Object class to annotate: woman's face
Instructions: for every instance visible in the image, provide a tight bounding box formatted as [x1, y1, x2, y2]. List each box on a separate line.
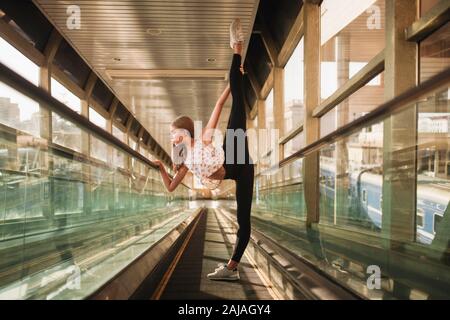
[170, 125, 189, 145]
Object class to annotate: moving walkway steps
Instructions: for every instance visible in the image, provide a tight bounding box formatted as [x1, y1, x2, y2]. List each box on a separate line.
[146, 209, 277, 300]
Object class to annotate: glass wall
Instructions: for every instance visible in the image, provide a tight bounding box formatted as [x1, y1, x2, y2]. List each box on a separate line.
[0, 42, 190, 299]
[283, 38, 305, 158]
[320, 0, 385, 100]
[284, 38, 304, 133]
[320, 71, 385, 137]
[416, 23, 450, 245]
[419, 22, 450, 82]
[51, 78, 81, 113]
[0, 83, 40, 137]
[0, 37, 39, 86]
[254, 83, 450, 299]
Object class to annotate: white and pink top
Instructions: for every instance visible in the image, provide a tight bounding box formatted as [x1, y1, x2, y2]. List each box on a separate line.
[184, 139, 225, 189]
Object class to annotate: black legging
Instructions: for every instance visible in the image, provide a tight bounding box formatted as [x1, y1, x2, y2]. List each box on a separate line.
[222, 54, 254, 263]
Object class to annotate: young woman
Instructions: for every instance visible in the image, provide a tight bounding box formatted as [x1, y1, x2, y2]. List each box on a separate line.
[153, 19, 253, 281]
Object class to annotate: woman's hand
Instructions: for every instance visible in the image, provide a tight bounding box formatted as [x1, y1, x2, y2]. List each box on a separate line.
[153, 160, 164, 170]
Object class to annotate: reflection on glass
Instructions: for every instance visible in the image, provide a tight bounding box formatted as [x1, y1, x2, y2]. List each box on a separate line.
[51, 78, 81, 113]
[420, 22, 450, 82]
[0, 122, 189, 299]
[254, 158, 305, 220]
[0, 37, 39, 86]
[254, 83, 450, 299]
[0, 82, 40, 136]
[113, 148, 126, 169]
[319, 119, 383, 229]
[91, 135, 109, 162]
[417, 87, 450, 245]
[320, 72, 385, 137]
[52, 112, 82, 152]
[320, 0, 385, 99]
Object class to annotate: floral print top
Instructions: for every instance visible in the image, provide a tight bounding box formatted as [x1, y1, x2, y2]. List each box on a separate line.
[184, 139, 225, 189]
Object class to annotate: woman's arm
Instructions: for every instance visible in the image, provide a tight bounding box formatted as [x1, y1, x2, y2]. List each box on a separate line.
[202, 84, 230, 143]
[154, 160, 188, 192]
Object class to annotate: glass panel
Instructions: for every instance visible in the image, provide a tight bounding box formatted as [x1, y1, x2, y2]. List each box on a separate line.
[320, 0, 385, 100]
[51, 78, 81, 113]
[52, 112, 82, 152]
[320, 71, 385, 137]
[416, 87, 449, 245]
[0, 82, 40, 136]
[252, 81, 450, 299]
[284, 38, 304, 132]
[0, 41, 190, 300]
[284, 131, 304, 158]
[90, 135, 109, 162]
[0, 37, 39, 86]
[89, 107, 107, 130]
[113, 147, 126, 169]
[0, 121, 190, 300]
[112, 124, 126, 142]
[420, 22, 450, 82]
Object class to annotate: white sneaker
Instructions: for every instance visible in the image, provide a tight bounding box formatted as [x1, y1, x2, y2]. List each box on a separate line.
[217, 262, 227, 268]
[229, 18, 244, 49]
[207, 264, 240, 281]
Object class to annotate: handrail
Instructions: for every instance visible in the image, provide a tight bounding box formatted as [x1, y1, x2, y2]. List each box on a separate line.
[269, 67, 450, 171]
[0, 62, 159, 171]
[406, 0, 450, 42]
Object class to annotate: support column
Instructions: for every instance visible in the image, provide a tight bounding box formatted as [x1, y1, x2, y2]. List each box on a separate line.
[382, 0, 418, 300]
[382, 0, 418, 243]
[303, 0, 321, 226]
[39, 28, 61, 220]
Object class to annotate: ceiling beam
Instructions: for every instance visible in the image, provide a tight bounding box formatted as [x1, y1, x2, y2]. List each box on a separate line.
[84, 72, 98, 101]
[254, 17, 279, 67]
[43, 28, 62, 64]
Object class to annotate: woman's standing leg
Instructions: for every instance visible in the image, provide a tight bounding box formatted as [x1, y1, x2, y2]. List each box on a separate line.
[230, 163, 254, 263]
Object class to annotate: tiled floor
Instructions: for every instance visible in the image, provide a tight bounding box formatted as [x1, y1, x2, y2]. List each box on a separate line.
[160, 210, 274, 300]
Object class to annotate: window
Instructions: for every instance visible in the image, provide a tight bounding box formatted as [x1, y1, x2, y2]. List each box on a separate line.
[284, 131, 304, 158]
[52, 113, 82, 152]
[0, 37, 39, 86]
[434, 214, 443, 234]
[284, 38, 304, 133]
[89, 107, 107, 130]
[419, 22, 450, 83]
[90, 136, 109, 162]
[0, 82, 40, 136]
[51, 78, 81, 113]
[417, 208, 425, 228]
[320, 0, 385, 100]
[362, 189, 367, 203]
[320, 72, 385, 137]
[113, 125, 126, 143]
